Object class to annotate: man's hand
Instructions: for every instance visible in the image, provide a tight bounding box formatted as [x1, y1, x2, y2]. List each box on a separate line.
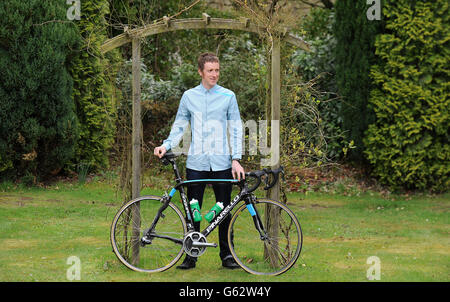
[232, 160, 245, 181]
[154, 146, 167, 158]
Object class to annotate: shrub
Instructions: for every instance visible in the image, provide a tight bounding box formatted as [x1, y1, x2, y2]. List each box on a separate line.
[364, 0, 449, 191]
[70, 0, 117, 171]
[333, 0, 382, 161]
[293, 8, 348, 160]
[0, 0, 79, 181]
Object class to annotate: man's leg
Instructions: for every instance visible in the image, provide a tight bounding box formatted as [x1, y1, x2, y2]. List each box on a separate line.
[176, 168, 207, 269]
[186, 168, 208, 232]
[211, 169, 240, 269]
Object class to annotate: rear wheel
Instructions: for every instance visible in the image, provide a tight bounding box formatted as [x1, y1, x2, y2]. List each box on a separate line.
[228, 198, 302, 275]
[110, 195, 187, 273]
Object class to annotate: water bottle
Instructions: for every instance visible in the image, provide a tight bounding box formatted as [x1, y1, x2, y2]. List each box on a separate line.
[190, 199, 202, 222]
[205, 202, 224, 223]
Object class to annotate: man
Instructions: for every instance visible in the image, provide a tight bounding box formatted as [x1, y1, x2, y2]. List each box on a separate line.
[154, 52, 245, 270]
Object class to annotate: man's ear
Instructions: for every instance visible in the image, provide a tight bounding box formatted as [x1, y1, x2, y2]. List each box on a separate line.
[198, 68, 203, 77]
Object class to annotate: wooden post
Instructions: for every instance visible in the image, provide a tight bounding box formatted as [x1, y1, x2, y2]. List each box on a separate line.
[131, 37, 141, 266]
[270, 38, 281, 180]
[265, 37, 281, 268]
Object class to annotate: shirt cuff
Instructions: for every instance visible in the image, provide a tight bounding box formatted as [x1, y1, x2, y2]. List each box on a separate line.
[162, 142, 171, 151]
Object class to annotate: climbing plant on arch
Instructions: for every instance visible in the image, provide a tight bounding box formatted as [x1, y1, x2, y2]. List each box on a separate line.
[101, 13, 309, 265]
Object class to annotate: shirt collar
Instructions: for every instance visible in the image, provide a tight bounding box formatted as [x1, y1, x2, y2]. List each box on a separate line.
[199, 82, 218, 93]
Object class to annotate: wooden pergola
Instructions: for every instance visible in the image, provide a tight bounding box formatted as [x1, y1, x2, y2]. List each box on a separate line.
[101, 13, 309, 199]
[101, 13, 309, 264]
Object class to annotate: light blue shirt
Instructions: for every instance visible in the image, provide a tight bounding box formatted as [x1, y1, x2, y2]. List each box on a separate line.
[162, 83, 243, 171]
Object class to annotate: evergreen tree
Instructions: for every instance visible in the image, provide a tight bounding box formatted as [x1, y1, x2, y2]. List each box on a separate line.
[333, 0, 382, 161]
[364, 0, 449, 191]
[70, 0, 117, 171]
[0, 0, 79, 182]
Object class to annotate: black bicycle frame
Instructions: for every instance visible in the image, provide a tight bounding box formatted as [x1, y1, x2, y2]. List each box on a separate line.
[173, 179, 247, 237]
[145, 160, 267, 244]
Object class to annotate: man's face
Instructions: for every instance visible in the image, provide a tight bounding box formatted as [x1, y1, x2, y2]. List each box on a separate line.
[199, 61, 220, 89]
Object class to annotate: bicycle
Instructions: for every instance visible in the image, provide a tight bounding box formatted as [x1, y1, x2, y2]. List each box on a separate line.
[110, 151, 302, 276]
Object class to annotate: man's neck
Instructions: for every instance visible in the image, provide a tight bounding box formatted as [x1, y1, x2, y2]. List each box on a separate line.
[201, 81, 215, 91]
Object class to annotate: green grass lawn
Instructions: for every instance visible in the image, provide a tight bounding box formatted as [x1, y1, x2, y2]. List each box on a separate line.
[0, 178, 448, 282]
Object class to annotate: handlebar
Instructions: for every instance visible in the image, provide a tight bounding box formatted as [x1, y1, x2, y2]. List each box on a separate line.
[245, 166, 285, 193]
[159, 150, 177, 166]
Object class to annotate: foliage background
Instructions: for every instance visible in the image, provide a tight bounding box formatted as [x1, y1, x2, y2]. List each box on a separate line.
[0, 0, 80, 184]
[333, 0, 382, 162]
[0, 0, 448, 193]
[70, 0, 118, 173]
[364, 0, 450, 192]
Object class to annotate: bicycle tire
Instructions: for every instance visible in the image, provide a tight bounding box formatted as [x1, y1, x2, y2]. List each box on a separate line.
[228, 198, 302, 276]
[110, 195, 187, 273]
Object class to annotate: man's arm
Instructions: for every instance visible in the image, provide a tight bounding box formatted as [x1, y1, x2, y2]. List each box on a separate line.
[227, 94, 242, 160]
[154, 93, 190, 158]
[228, 94, 245, 180]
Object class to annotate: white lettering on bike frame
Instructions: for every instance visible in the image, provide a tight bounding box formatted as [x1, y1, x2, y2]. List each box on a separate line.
[204, 193, 242, 235]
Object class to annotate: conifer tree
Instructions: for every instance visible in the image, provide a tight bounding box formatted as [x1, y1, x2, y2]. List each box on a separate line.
[364, 0, 449, 191]
[70, 0, 117, 171]
[333, 0, 382, 161]
[0, 0, 79, 182]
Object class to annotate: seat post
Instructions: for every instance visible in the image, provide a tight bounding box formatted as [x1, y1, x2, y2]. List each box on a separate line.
[172, 161, 182, 183]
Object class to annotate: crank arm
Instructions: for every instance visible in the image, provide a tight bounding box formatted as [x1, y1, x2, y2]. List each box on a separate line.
[192, 242, 218, 248]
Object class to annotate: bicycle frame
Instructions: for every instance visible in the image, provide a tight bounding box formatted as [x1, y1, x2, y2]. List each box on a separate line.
[147, 159, 265, 243]
[173, 179, 253, 237]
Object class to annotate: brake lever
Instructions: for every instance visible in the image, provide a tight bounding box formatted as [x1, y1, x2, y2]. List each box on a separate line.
[262, 168, 273, 190]
[260, 168, 268, 190]
[263, 173, 270, 189]
[263, 166, 285, 190]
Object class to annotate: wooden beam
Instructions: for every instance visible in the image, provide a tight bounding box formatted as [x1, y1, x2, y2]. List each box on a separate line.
[131, 37, 142, 266]
[270, 37, 281, 194]
[202, 13, 211, 25]
[239, 17, 250, 28]
[284, 32, 310, 50]
[100, 18, 310, 53]
[131, 37, 142, 200]
[265, 37, 281, 267]
[163, 16, 171, 28]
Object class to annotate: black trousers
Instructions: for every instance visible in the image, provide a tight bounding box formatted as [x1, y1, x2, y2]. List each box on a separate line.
[186, 167, 233, 260]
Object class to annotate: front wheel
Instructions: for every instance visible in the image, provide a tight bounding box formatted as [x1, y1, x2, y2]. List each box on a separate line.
[228, 199, 302, 276]
[110, 195, 187, 273]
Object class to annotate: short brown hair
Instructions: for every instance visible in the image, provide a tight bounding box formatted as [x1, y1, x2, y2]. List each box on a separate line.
[197, 52, 219, 71]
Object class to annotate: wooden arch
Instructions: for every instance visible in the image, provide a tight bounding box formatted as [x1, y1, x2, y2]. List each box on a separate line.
[101, 13, 309, 265]
[100, 14, 309, 53]
[100, 13, 309, 203]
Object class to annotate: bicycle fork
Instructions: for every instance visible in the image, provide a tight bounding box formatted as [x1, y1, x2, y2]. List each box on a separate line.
[245, 196, 268, 241]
